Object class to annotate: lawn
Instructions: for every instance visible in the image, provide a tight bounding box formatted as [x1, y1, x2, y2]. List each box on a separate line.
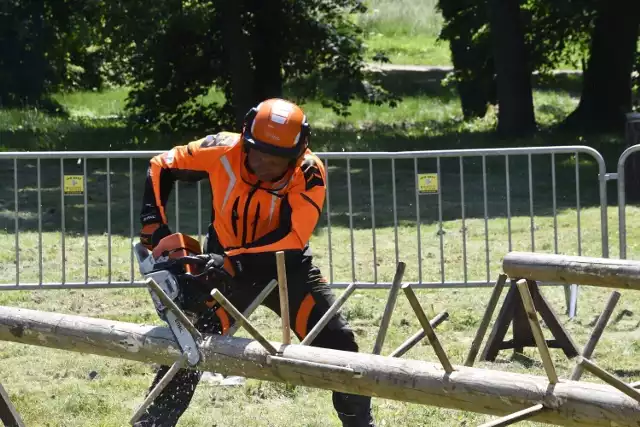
[358, 0, 585, 69]
[1, 92, 639, 425]
[2, 204, 640, 426]
[358, 0, 451, 66]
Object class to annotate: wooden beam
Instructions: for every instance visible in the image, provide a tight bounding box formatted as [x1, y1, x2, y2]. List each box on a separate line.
[402, 284, 454, 373]
[275, 251, 291, 345]
[465, 274, 507, 366]
[210, 289, 278, 354]
[373, 262, 405, 355]
[227, 279, 278, 337]
[130, 353, 188, 425]
[0, 383, 25, 427]
[570, 291, 621, 381]
[301, 283, 357, 346]
[577, 357, 640, 404]
[503, 252, 640, 290]
[516, 280, 558, 384]
[477, 404, 545, 427]
[389, 311, 449, 358]
[1, 306, 640, 427]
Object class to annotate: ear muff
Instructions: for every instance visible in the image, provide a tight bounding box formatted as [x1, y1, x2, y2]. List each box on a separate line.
[242, 107, 259, 133]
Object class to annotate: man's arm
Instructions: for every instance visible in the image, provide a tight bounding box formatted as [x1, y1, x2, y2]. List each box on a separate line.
[140, 135, 226, 248]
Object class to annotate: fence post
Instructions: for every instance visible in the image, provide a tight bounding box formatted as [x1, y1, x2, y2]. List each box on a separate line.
[623, 113, 640, 203]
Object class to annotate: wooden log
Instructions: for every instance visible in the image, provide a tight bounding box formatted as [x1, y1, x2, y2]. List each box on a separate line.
[503, 252, 640, 290]
[1, 306, 640, 427]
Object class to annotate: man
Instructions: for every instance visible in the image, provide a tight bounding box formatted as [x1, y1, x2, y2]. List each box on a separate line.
[136, 98, 376, 427]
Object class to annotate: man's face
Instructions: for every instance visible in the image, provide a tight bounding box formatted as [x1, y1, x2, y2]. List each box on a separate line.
[247, 149, 291, 182]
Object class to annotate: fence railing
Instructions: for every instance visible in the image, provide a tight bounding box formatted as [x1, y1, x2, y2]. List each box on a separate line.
[0, 145, 616, 290]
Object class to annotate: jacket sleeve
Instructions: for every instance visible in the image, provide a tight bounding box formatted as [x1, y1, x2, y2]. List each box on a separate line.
[226, 154, 326, 256]
[140, 135, 221, 226]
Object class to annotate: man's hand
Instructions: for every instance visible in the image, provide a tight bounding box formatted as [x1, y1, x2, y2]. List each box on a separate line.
[140, 223, 172, 250]
[195, 253, 230, 279]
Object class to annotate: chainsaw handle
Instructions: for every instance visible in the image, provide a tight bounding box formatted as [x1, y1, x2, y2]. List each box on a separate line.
[150, 255, 231, 283]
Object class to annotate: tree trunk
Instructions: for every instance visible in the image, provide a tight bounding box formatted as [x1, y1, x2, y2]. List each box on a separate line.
[563, 0, 640, 132]
[450, 41, 496, 120]
[438, 0, 496, 119]
[487, 0, 536, 137]
[250, 0, 284, 101]
[218, 0, 255, 129]
[0, 0, 48, 106]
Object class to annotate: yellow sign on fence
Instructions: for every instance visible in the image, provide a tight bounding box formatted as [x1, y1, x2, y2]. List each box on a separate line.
[418, 173, 439, 194]
[64, 175, 84, 195]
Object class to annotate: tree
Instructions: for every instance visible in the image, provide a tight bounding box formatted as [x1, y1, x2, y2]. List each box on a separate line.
[437, 0, 496, 120]
[0, 0, 52, 106]
[218, 0, 255, 128]
[0, 0, 126, 107]
[107, 0, 398, 133]
[437, 0, 599, 134]
[488, 0, 536, 137]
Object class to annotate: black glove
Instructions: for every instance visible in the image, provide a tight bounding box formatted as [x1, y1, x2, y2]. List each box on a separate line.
[195, 253, 232, 281]
[180, 253, 233, 314]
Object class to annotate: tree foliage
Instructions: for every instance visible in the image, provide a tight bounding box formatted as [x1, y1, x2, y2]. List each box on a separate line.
[102, 0, 399, 132]
[0, 0, 127, 108]
[0, 0, 397, 130]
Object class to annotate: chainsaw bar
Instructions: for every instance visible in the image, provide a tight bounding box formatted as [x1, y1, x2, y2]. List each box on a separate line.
[145, 277, 203, 366]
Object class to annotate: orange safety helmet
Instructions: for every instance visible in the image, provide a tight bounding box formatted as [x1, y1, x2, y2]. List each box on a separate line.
[241, 98, 311, 161]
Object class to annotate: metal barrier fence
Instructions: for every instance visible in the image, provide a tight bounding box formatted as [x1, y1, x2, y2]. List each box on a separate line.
[618, 144, 640, 259]
[0, 145, 609, 290]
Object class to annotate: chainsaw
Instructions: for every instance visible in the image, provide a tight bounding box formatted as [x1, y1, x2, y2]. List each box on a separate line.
[130, 233, 229, 425]
[133, 232, 229, 366]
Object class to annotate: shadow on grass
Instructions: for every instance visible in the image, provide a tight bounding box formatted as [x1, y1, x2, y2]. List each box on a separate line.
[0, 115, 626, 240]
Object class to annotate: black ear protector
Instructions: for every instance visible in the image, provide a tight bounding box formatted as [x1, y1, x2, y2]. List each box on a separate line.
[242, 105, 311, 160]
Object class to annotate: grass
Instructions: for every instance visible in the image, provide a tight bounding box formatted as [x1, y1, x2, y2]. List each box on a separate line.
[2, 205, 640, 426]
[0, 79, 605, 155]
[357, 0, 444, 38]
[357, 0, 451, 65]
[357, 0, 586, 70]
[0, 88, 637, 425]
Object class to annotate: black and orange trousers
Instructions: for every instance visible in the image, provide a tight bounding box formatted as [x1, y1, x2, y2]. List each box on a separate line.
[134, 261, 375, 427]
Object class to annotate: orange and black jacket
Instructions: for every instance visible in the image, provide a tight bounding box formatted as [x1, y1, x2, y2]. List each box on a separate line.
[140, 132, 326, 281]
